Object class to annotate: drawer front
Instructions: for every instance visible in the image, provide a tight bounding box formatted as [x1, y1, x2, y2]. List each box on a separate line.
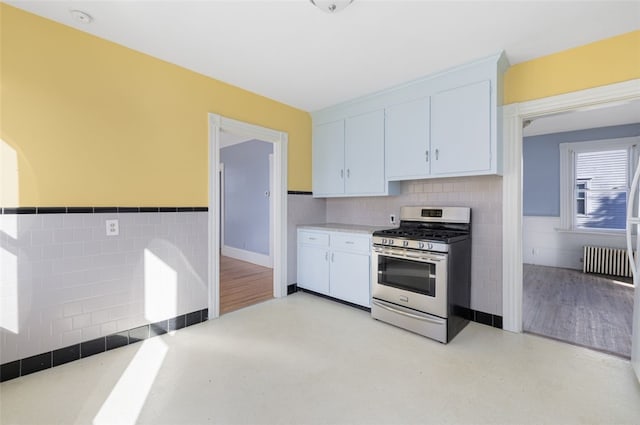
[331, 233, 370, 253]
[298, 230, 329, 247]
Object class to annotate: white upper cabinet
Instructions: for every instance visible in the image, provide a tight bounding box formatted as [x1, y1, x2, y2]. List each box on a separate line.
[385, 97, 430, 180]
[313, 109, 397, 197]
[345, 110, 385, 194]
[312, 120, 345, 196]
[311, 52, 508, 195]
[431, 80, 491, 175]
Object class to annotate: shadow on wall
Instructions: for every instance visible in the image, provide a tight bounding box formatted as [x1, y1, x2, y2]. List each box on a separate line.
[577, 191, 627, 230]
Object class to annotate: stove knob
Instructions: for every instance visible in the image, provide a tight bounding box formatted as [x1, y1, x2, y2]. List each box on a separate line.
[382, 238, 387, 244]
[418, 242, 425, 249]
[389, 239, 394, 245]
[427, 243, 433, 250]
[403, 241, 409, 247]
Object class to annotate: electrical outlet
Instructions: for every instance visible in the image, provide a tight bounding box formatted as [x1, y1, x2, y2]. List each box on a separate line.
[106, 219, 119, 236]
[389, 214, 396, 225]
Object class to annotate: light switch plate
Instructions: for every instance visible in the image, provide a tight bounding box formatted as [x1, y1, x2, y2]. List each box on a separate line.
[106, 219, 119, 236]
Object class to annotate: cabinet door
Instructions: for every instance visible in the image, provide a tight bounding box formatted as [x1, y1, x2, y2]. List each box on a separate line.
[297, 244, 330, 295]
[330, 250, 371, 307]
[344, 110, 385, 195]
[385, 98, 430, 180]
[430, 80, 491, 175]
[312, 120, 345, 196]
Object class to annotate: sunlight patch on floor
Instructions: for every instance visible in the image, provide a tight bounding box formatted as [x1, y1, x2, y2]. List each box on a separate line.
[92, 337, 168, 425]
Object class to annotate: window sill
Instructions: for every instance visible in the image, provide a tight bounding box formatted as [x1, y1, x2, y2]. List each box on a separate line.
[555, 228, 630, 237]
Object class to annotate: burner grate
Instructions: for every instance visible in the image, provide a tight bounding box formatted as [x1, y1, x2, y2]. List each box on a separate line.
[373, 222, 470, 243]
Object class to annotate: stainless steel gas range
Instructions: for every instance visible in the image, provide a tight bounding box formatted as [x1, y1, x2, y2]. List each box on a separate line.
[371, 206, 471, 343]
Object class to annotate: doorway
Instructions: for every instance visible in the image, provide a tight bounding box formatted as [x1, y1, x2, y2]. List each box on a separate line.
[520, 104, 639, 358]
[208, 114, 288, 319]
[219, 137, 274, 314]
[502, 79, 640, 378]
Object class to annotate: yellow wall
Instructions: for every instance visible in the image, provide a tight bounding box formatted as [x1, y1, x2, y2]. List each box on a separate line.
[504, 30, 640, 104]
[0, 4, 312, 207]
[4, 4, 638, 207]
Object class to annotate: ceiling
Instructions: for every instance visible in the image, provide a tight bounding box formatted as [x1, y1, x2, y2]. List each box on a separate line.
[5, 0, 640, 113]
[523, 99, 640, 137]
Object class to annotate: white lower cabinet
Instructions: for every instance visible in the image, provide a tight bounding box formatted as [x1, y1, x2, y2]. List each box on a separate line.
[297, 244, 330, 295]
[297, 229, 371, 307]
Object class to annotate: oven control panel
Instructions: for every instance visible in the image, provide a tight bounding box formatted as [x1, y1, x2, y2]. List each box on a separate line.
[373, 236, 447, 253]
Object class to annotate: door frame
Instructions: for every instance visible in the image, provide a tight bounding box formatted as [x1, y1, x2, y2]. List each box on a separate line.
[208, 114, 288, 319]
[502, 78, 640, 332]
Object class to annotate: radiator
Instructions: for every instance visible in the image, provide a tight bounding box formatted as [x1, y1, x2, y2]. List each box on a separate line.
[582, 245, 634, 278]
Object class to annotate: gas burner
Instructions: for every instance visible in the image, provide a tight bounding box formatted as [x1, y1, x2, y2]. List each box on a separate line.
[372, 206, 471, 250]
[374, 226, 469, 244]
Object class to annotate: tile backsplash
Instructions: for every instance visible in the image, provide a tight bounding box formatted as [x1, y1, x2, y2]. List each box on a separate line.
[325, 175, 503, 315]
[0, 210, 208, 364]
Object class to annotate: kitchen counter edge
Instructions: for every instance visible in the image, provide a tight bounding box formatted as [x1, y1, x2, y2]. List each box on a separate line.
[297, 223, 392, 235]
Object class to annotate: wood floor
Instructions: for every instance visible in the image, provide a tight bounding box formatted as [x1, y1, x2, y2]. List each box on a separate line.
[523, 264, 634, 358]
[219, 255, 273, 315]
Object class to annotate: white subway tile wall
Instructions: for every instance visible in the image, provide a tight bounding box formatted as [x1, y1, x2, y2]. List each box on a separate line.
[325, 175, 503, 315]
[0, 212, 208, 364]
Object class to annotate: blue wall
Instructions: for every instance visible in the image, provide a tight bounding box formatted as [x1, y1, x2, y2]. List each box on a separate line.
[523, 123, 640, 216]
[221, 140, 273, 255]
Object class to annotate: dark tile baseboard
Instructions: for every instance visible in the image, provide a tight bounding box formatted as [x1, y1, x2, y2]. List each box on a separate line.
[456, 306, 503, 329]
[0, 308, 208, 383]
[1, 206, 208, 215]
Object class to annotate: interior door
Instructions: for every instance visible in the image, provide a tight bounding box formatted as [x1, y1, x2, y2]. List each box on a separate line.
[625, 161, 640, 382]
[632, 265, 640, 380]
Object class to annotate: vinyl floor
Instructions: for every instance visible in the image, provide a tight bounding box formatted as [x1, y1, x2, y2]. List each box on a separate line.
[523, 263, 635, 358]
[2, 292, 639, 425]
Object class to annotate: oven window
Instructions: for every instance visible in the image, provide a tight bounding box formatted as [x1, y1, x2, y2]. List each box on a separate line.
[377, 255, 436, 297]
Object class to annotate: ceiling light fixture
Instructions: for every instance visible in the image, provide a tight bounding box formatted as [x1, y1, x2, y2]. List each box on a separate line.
[310, 0, 354, 14]
[70, 9, 93, 24]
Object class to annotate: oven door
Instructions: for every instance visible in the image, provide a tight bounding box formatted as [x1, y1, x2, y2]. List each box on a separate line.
[372, 246, 448, 318]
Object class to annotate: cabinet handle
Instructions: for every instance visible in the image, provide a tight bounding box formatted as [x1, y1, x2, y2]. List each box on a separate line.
[325, 252, 329, 261]
[309, 237, 317, 240]
[345, 241, 354, 244]
[331, 253, 335, 262]
[347, 169, 351, 178]
[340, 169, 344, 179]
[435, 149, 439, 160]
[425, 150, 429, 162]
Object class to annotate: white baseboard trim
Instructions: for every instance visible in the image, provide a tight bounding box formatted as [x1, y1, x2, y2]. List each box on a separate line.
[222, 245, 272, 268]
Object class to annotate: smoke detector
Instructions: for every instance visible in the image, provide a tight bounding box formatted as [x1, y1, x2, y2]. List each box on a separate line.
[310, 0, 354, 14]
[70, 9, 93, 24]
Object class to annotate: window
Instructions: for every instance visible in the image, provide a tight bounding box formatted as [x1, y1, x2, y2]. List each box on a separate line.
[575, 179, 589, 216]
[560, 137, 639, 232]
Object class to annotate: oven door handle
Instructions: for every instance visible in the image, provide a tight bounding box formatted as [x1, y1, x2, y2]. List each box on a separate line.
[372, 300, 445, 325]
[404, 253, 441, 262]
[374, 249, 443, 263]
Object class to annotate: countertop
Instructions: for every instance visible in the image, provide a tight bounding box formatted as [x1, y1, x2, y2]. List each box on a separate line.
[297, 222, 393, 235]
